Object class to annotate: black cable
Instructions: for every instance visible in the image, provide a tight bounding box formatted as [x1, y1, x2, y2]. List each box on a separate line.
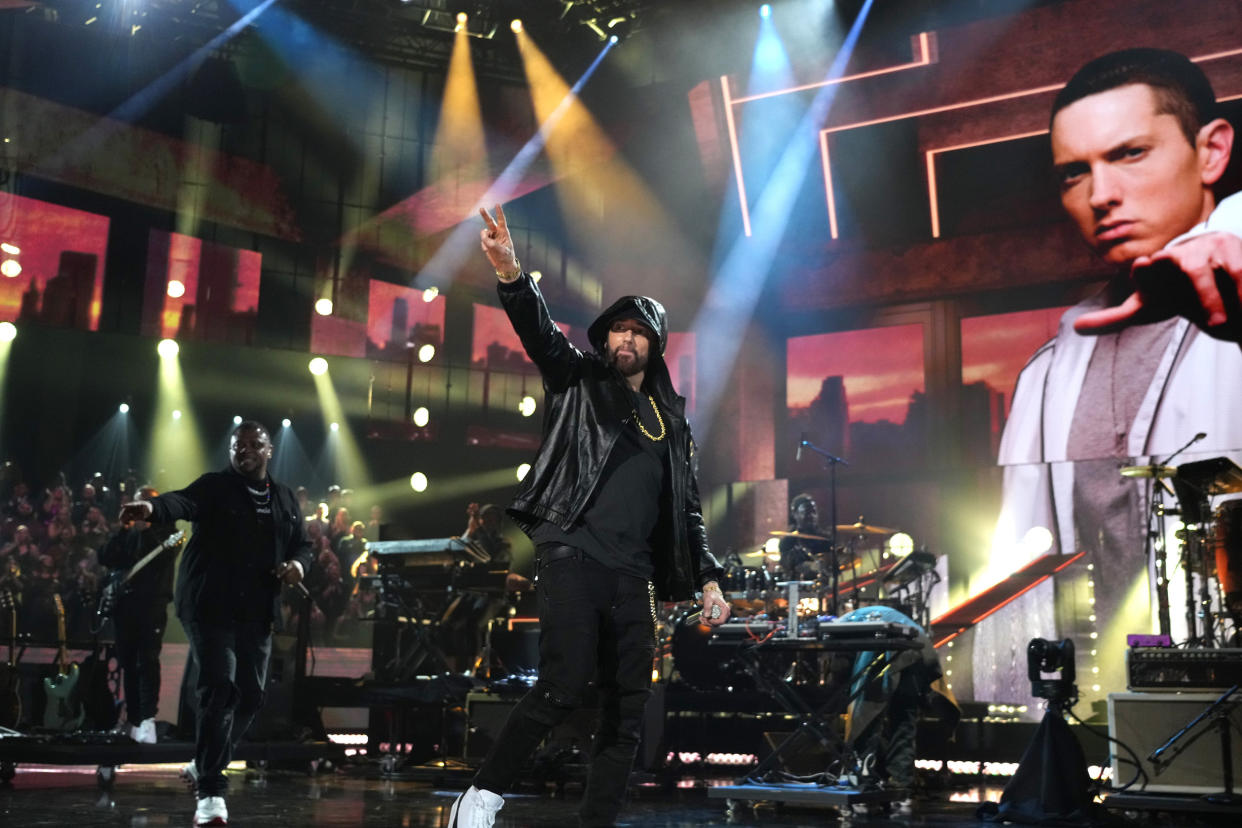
[1064, 705, 1148, 793]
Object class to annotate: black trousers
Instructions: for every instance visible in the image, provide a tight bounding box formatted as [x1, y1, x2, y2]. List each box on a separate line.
[474, 549, 655, 827]
[184, 619, 272, 798]
[113, 600, 168, 723]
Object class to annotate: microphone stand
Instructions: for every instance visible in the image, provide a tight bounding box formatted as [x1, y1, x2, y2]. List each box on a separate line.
[799, 439, 849, 616]
[1142, 432, 1205, 641]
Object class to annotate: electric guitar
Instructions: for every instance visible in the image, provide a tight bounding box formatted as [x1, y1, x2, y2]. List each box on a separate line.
[0, 586, 19, 729]
[43, 593, 85, 731]
[96, 530, 185, 622]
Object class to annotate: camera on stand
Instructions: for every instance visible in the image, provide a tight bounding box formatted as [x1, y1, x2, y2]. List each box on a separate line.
[1028, 638, 1078, 712]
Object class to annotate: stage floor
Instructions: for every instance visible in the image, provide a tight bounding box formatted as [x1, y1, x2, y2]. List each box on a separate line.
[2, 763, 1238, 826]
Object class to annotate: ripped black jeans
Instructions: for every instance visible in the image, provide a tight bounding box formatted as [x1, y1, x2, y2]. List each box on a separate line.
[473, 547, 655, 827]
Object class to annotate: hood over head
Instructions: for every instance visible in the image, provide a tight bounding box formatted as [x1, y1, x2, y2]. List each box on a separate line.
[587, 295, 668, 357]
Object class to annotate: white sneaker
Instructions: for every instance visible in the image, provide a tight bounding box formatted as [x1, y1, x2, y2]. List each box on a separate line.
[448, 785, 504, 827]
[194, 795, 228, 826]
[132, 717, 157, 744]
[180, 761, 199, 792]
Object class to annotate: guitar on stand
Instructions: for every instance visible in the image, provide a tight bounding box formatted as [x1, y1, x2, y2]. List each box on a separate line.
[42, 593, 85, 731]
[0, 585, 19, 730]
[94, 530, 184, 628]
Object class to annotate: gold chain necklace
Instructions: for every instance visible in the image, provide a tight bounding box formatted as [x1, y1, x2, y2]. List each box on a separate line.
[633, 394, 666, 442]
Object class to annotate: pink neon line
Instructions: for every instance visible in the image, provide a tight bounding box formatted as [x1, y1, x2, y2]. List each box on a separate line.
[926, 128, 1048, 238]
[733, 32, 931, 105]
[721, 75, 752, 237]
[821, 133, 838, 239]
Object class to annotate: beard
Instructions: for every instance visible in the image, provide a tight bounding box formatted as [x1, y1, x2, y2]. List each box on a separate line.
[607, 345, 649, 377]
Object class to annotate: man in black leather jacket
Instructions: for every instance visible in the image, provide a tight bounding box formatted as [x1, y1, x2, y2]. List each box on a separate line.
[449, 205, 731, 828]
[121, 420, 311, 827]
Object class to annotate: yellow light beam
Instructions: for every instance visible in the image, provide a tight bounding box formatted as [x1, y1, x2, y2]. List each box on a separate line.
[431, 27, 487, 187]
[514, 31, 702, 297]
[311, 369, 370, 489]
[146, 349, 209, 491]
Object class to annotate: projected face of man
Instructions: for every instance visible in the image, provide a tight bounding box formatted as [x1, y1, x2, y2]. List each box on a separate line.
[1051, 83, 1217, 265]
[230, 425, 273, 482]
[606, 317, 653, 381]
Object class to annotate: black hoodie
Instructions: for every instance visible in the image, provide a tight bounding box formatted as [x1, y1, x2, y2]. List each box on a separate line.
[496, 274, 722, 600]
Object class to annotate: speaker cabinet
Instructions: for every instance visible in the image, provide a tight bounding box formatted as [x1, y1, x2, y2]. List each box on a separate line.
[1108, 691, 1242, 794]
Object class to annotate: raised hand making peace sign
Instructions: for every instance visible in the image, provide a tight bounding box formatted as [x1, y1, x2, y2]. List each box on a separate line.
[479, 203, 522, 280]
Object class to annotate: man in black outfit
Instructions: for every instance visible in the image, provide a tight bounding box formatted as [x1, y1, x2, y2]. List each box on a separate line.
[120, 421, 311, 827]
[778, 493, 832, 580]
[98, 485, 179, 744]
[448, 205, 732, 828]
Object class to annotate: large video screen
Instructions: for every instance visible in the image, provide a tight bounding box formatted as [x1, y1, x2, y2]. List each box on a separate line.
[142, 230, 261, 343]
[0, 192, 108, 331]
[367, 281, 446, 360]
[960, 306, 1069, 463]
[786, 323, 926, 474]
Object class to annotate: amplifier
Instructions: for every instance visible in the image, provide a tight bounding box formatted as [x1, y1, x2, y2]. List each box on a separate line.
[1108, 691, 1242, 794]
[1127, 647, 1242, 691]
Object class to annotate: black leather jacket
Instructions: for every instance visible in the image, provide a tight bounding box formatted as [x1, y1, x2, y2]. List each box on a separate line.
[498, 273, 723, 601]
[149, 468, 312, 628]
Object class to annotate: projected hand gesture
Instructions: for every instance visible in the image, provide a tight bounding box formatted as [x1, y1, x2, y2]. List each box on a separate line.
[1074, 231, 1242, 342]
[479, 203, 521, 277]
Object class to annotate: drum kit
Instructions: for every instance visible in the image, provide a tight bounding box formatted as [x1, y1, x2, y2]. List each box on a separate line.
[668, 518, 940, 691]
[1126, 454, 1242, 645]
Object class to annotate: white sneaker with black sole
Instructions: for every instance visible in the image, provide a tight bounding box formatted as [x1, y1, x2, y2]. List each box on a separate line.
[448, 785, 504, 827]
[194, 795, 228, 826]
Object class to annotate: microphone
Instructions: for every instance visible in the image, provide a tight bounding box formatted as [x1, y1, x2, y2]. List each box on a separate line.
[796, 432, 806, 462]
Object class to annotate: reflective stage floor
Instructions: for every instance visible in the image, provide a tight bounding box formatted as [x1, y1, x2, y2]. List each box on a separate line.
[4, 763, 1242, 827]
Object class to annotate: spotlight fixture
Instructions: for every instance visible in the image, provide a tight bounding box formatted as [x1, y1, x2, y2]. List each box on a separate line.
[157, 338, 179, 358]
[422, 286, 439, 303]
[330, 422, 340, 432]
[519, 395, 537, 417]
[0, 242, 19, 255]
[172, 409, 182, 420]
[314, 298, 334, 316]
[413, 406, 430, 427]
[167, 280, 186, 298]
[0, 259, 22, 278]
[516, 463, 531, 482]
[510, 18, 522, 33]
[888, 532, 914, 557]
[760, 3, 771, 18]
[529, 270, 542, 283]
[233, 415, 243, 425]
[0, 321, 15, 342]
[282, 418, 292, 428]
[456, 11, 467, 31]
[119, 403, 130, 414]
[417, 344, 435, 363]
[409, 472, 428, 492]
[308, 357, 329, 376]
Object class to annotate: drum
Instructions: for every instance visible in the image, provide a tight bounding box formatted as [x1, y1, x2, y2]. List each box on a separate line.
[1214, 500, 1242, 620]
[721, 565, 776, 612]
[670, 611, 752, 691]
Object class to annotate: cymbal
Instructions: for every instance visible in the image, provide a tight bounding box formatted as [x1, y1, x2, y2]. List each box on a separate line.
[742, 548, 781, 560]
[1120, 464, 1178, 479]
[836, 521, 898, 536]
[769, 530, 833, 543]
